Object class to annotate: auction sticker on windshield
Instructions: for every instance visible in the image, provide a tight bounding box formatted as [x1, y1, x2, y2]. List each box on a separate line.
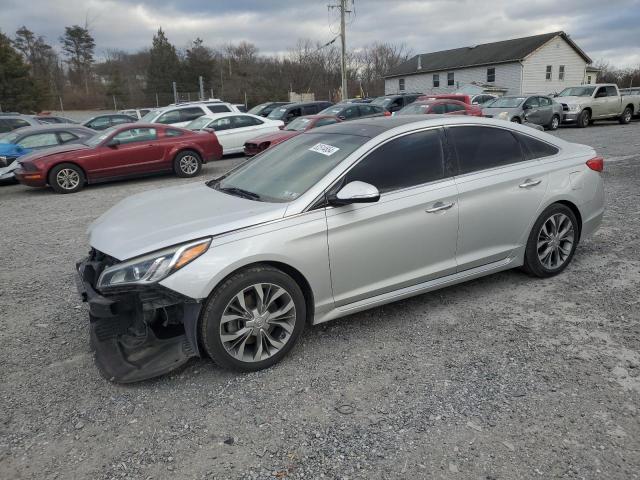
[309, 143, 340, 156]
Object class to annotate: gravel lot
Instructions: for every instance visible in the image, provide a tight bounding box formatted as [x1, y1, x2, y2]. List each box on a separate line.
[1, 121, 639, 479]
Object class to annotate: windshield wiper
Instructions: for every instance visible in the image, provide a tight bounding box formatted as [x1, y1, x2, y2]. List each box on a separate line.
[218, 186, 261, 200]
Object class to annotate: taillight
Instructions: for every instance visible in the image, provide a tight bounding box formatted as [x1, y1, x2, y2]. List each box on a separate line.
[586, 157, 604, 172]
[383, 111, 391, 117]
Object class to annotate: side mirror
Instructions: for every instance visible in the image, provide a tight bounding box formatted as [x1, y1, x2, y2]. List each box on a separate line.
[106, 138, 120, 147]
[329, 181, 380, 206]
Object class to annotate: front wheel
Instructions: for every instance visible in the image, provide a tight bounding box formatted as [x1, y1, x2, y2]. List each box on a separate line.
[577, 109, 590, 128]
[522, 204, 579, 278]
[173, 150, 202, 178]
[548, 114, 560, 131]
[619, 107, 632, 124]
[200, 266, 306, 371]
[49, 163, 85, 194]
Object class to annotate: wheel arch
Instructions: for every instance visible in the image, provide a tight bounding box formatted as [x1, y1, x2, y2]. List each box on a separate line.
[170, 145, 204, 162]
[555, 199, 583, 240]
[624, 103, 634, 113]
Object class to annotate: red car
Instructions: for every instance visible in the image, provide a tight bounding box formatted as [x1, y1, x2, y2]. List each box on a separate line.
[243, 115, 341, 156]
[417, 93, 472, 104]
[396, 99, 483, 117]
[14, 123, 222, 193]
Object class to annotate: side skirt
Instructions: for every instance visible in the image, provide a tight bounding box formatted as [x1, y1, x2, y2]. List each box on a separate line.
[313, 257, 517, 325]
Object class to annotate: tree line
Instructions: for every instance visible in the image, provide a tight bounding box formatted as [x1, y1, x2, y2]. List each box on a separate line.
[0, 24, 413, 112]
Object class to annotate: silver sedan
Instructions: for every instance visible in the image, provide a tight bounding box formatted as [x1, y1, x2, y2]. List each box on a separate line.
[482, 95, 564, 130]
[76, 116, 605, 382]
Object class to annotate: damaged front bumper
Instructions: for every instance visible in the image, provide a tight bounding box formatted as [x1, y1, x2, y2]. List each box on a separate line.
[76, 251, 202, 383]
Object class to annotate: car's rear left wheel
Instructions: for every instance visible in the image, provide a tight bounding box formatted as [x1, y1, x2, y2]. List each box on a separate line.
[548, 114, 560, 130]
[49, 163, 85, 194]
[174, 150, 202, 178]
[200, 266, 306, 371]
[523, 204, 579, 278]
[619, 107, 632, 124]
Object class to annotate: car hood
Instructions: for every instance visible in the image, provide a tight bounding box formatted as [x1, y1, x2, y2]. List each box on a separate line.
[248, 130, 300, 144]
[88, 182, 288, 260]
[554, 96, 584, 105]
[0, 143, 29, 158]
[19, 143, 90, 163]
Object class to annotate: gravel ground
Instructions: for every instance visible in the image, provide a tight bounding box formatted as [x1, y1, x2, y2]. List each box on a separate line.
[1, 121, 639, 480]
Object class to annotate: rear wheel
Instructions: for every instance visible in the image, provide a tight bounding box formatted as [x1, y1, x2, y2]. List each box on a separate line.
[200, 266, 306, 371]
[619, 107, 632, 124]
[173, 150, 202, 178]
[523, 204, 579, 278]
[548, 114, 560, 130]
[49, 163, 85, 194]
[577, 109, 590, 128]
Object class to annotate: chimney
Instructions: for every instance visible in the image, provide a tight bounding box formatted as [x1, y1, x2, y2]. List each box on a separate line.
[417, 55, 422, 70]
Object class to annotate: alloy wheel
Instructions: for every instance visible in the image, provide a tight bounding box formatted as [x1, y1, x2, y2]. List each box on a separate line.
[537, 213, 575, 270]
[56, 168, 80, 190]
[551, 116, 559, 130]
[219, 283, 296, 362]
[179, 155, 199, 175]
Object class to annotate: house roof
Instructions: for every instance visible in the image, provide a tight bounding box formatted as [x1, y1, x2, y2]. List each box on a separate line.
[385, 31, 592, 78]
[585, 65, 600, 72]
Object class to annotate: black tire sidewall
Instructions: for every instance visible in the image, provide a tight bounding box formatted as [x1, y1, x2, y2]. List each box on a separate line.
[173, 150, 202, 178]
[578, 110, 590, 128]
[200, 266, 306, 371]
[524, 204, 579, 277]
[549, 115, 560, 130]
[620, 108, 632, 124]
[49, 163, 85, 194]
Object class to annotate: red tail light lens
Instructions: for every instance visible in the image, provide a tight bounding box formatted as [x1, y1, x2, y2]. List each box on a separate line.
[586, 157, 604, 172]
[383, 111, 391, 117]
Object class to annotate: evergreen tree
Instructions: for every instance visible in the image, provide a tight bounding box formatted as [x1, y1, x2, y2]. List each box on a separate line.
[0, 31, 41, 112]
[59, 25, 95, 93]
[146, 27, 180, 95]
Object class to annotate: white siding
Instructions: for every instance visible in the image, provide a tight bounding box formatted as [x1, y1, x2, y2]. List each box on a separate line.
[521, 35, 587, 94]
[385, 62, 522, 95]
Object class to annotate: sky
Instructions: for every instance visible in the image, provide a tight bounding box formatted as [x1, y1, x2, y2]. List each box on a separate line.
[1, 0, 639, 68]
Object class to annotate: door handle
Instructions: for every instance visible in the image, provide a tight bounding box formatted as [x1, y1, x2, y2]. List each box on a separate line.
[426, 201, 454, 213]
[519, 179, 542, 188]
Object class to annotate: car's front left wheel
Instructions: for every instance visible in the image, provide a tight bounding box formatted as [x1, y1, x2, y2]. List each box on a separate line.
[174, 150, 202, 178]
[49, 163, 85, 194]
[200, 266, 306, 371]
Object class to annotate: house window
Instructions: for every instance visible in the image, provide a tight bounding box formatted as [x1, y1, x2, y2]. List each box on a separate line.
[433, 74, 439, 87]
[587, 75, 592, 84]
[559, 65, 565, 81]
[545, 65, 552, 81]
[399, 78, 405, 91]
[487, 67, 495, 83]
[447, 72, 454, 86]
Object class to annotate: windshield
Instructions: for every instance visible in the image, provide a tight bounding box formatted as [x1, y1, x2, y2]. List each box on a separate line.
[286, 117, 312, 131]
[267, 107, 288, 120]
[186, 117, 211, 130]
[248, 103, 269, 115]
[397, 103, 429, 115]
[211, 132, 369, 202]
[558, 86, 596, 97]
[140, 109, 160, 122]
[485, 97, 525, 108]
[0, 131, 20, 144]
[83, 128, 114, 147]
[371, 97, 392, 107]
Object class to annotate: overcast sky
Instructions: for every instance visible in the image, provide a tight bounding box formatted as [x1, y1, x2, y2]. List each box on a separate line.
[2, 0, 639, 68]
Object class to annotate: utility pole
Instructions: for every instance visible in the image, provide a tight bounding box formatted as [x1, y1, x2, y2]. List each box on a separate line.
[329, 0, 351, 101]
[199, 76, 205, 100]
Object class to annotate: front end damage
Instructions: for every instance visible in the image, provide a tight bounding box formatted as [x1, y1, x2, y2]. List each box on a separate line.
[76, 249, 202, 383]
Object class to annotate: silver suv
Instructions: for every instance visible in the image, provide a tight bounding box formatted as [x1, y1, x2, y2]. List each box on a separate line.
[76, 116, 605, 382]
[140, 102, 240, 127]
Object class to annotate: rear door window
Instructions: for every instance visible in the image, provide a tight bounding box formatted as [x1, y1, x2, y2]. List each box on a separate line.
[58, 131, 79, 143]
[207, 104, 232, 113]
[448, 126, 524, 174]
[17, 132, 60, 148]
[302, 105, 318, 115]
[180, 107, 205, 122]
[344, 129, 445, 193]
[156, 110, 181, 124]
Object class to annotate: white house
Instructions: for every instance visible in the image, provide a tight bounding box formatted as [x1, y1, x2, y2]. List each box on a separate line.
[384, 32, 592, 96]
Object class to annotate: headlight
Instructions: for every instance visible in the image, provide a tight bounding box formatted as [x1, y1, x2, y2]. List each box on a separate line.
[97, 238, 211, 289]
[568, 104, 581, 112]
[497, 111, 510, 120]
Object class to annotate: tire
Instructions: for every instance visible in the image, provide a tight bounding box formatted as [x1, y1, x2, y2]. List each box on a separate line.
[173, 150, 202, 178]
[548, 114, 560, 131]
[619, 107, 632, 124]
[48, 163, 85, 194]
[522, 204, 579, 278]
[200, 265, 306, 372]
[577, 109, 590, 128]
[510, 117, 521, 124]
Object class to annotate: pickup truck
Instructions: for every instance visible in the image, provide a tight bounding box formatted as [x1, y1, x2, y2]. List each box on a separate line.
[555, 83, 640, 127]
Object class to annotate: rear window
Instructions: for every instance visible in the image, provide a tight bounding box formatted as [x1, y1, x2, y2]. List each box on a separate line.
[448, 126, 524, 174]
